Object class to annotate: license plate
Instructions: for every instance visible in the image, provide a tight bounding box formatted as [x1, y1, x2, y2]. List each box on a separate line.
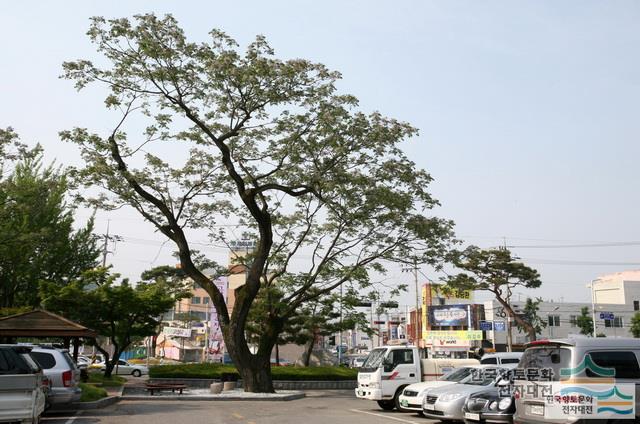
[425, 404, 436, 411]
[464, 412, 480, 421]
[400, 399, 408, 407]
[529, 404, 544, 416]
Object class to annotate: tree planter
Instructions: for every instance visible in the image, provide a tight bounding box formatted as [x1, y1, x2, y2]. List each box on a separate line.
[210, 382, 223, 394]
[223, 381, 236, 391]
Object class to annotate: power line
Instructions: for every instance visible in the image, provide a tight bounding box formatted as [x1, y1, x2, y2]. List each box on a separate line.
[509, 241, 640, 249]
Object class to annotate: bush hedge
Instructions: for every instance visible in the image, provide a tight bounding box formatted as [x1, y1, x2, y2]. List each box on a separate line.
[149, 364, 358, 381]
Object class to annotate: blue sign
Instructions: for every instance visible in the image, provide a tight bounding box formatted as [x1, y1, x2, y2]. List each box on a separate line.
[600, 312, 614, 320]
[479, 321, 493, 331]
[493, 321, 506, 332]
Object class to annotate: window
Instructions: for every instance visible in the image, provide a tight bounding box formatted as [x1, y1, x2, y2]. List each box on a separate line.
[30, 352, 56, 369]
[569, 315, 577, 327]
[191, 296, 201, 304]
[585, 351, 640, 379]
[480, 357, 498, 364]
[501, 358, 522, 364]
[203, 297, 210, 304]
[548, 315, 560, 327]
[635, 301, 639, 311]
[604, 317, 623, 328]
[390, 349, 413, 366]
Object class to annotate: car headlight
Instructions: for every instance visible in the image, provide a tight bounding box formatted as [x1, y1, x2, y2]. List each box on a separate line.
[489, 401, 498, 410]
[498, 397, 512, 410]
[440, 393, 463, 402]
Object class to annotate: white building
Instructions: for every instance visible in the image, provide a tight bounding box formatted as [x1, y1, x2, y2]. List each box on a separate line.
[484, 270, 640, 349]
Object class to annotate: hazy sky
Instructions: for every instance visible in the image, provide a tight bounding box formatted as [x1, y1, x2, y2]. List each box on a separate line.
[2, 1, 639, 306]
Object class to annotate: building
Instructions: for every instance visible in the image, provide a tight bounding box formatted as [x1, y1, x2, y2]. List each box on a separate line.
[483, 270, 640, 350]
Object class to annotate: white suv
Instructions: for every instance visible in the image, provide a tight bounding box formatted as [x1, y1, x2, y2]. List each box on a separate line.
[29, 346, 80, 405]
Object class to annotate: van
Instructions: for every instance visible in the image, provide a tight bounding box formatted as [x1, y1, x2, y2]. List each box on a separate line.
[480, 352, 523, 365]
[513, 337, 640, 424]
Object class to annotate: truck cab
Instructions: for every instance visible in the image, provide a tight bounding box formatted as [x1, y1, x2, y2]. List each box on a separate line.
[355, 344, 479, 410]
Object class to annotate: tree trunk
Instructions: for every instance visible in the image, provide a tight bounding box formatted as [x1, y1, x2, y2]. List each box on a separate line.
[303, 337, 315, 367]
[275, 344, 280, 366]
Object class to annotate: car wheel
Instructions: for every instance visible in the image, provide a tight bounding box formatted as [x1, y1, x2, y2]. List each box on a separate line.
[132, 369, 142, 377]
[377, 400, 395, 410]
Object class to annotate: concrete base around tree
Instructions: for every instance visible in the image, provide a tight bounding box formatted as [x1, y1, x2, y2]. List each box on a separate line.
[122, 389, 305, 401]
[147, 378, 357, 390]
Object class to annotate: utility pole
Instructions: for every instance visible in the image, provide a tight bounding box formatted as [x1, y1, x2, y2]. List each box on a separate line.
[402, 257, 421, 342]
[101, 220, 122, 267]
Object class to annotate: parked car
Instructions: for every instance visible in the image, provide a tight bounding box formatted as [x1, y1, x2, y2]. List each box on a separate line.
[422, 364, 517, 421]
[99, 359, 148, 376]
[270, 358, 293, 367]
[398, 365, 482, 413]
[29, 346, 81, 405]
[463, 388, 515, 424]
[0, 345, 47, 424]
[514, 337, 640, 424]
[480, 352, 523, 366]
[75, 356, 91, 369]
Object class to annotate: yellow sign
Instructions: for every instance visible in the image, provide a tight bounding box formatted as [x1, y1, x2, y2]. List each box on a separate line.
[423, 330, 483, 341]
[430, 284, 472, 301]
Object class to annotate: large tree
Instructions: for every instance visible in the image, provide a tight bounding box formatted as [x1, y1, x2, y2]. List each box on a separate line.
[41, 268, 189, 377]
[446, 246, 542, 341]
[576, 306, 594, 336]
[515, 297, 547, 337]
[61, 14, 454, 391]
[0, 128, 100, 308]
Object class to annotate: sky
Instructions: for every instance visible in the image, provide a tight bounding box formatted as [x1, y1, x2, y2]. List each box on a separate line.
[1, 1, 639, 306]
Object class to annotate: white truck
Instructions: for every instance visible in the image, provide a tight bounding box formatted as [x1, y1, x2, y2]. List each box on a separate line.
[355, 344, 479, 410]
[0, 345, 47, 424]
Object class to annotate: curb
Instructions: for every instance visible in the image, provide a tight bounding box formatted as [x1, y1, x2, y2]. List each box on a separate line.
[73, 395, 121, 410]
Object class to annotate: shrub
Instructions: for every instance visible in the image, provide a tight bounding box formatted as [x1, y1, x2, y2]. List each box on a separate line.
[79, 383, 108, 402]
[87, 372, 126, 387]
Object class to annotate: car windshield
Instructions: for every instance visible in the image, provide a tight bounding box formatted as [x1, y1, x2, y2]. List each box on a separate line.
[519, 346, 571, 381]
[361, 348, 387, 369]
[442, 367, 474, 382]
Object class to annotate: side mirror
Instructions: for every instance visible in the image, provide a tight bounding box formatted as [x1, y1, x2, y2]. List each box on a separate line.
[496, 379, 510, 387]
[382, 357, 394, 372]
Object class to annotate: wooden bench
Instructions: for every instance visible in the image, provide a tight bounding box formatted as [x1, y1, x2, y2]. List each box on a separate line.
[145, 383, 187, 395]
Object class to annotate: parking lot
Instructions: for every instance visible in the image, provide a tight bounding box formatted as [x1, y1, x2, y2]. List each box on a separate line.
[42, 391, 442, 424]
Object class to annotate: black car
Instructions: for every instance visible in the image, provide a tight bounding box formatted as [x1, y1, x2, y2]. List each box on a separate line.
[463, 388, 515, 424]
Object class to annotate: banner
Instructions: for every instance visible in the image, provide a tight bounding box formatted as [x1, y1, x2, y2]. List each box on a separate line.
[163, 327, 192, 338]
[423, 330, 483, 341]
[421, 284, 429, 340]
[429, 304, 472, 327]
[208, 276, 228, 361]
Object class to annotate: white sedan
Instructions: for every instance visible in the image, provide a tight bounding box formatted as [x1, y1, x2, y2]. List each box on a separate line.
[398, 366, 478, 413]
[99, 360, 149, 377]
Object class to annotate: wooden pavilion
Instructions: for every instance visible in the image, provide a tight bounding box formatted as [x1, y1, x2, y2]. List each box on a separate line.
[0, 309, 96, 360]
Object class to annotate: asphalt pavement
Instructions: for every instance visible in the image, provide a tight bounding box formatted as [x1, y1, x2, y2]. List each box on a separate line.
[42, 391, 441, 424]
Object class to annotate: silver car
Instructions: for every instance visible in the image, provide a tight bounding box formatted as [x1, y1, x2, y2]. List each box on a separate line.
[29, 346, 81, 405]
[423, 364, 516, 421]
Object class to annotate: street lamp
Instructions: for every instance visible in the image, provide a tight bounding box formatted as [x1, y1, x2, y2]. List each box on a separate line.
[587, 279, 600, 337]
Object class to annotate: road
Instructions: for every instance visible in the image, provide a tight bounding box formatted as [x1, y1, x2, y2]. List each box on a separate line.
[42, 391, 441, 424]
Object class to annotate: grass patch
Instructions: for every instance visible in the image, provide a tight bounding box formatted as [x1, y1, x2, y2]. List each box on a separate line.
[79, 383, 108, 402]
[87, 372, 126, 387]
[149, 364, 357, 381]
